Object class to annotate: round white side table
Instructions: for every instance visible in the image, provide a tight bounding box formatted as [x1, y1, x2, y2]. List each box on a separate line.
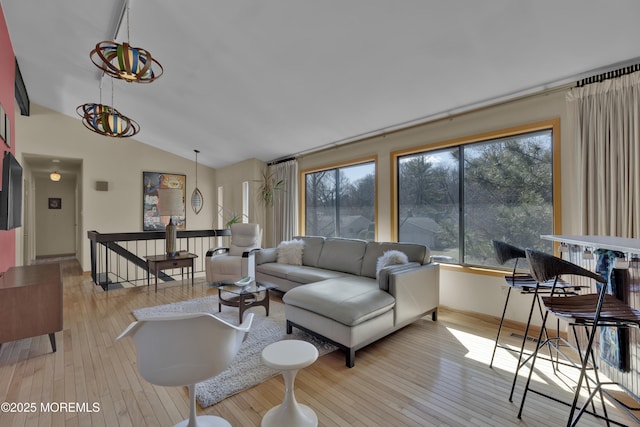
[261, 339, 319, 427]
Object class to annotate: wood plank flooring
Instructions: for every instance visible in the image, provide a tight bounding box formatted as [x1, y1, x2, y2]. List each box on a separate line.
[0, 258, 637, 426]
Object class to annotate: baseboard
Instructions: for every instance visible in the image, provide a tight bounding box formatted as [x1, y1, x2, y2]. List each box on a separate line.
[439, 305, 567, 339]
[35, 253, 76, 259]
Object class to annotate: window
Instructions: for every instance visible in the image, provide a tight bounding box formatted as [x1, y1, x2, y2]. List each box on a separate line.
[217, 186, 224, 228]
[395, 121, 557, 268]
[304, 160, 376, 240]
[242, 181, 249, 223]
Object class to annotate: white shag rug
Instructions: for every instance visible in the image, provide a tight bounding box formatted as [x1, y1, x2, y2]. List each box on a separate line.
[132, 295, 337, 408]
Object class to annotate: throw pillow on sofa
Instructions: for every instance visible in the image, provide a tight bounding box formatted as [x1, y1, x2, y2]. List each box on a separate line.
[376, 250, 409, 278]
[277, 239, 305, 265]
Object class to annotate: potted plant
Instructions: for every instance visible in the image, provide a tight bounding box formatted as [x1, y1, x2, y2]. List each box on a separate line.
[255, 169, 285, 207]
[225, 211, 242, 229]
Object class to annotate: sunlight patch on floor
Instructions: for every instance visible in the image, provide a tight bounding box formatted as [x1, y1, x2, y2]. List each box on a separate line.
[445, 325, 631, 416]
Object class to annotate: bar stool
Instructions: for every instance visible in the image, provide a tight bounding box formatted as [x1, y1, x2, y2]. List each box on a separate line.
[518, 249, 640, 426]
[490, 240, 537, 368]
[490, 240, 581, 401]
[261, 340, 319, 427]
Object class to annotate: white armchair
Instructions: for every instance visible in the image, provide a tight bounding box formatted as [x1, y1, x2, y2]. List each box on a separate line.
[116, 312, 254, 427]
[205, 223, 262, 283]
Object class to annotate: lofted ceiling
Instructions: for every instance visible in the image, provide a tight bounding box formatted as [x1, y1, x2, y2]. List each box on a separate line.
[2, 0, 640, 171]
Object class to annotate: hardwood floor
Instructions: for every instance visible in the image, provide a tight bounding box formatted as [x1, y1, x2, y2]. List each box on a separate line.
[0, 258, 636, 426]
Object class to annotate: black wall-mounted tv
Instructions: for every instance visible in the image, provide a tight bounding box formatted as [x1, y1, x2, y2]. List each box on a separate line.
[0, 151, 23, 230]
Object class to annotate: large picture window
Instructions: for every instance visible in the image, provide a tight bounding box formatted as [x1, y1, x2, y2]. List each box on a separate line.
[395, 121, 557, 268]
[304, 160, 376, 240]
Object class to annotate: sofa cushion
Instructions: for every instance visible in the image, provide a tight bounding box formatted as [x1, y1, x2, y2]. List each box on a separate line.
[317, 238, 367, 276]
[277, 239, 304, 265]
[283, 278, 395, 327]
[293, 235, 325, 267]
[361, 242, 429, 278]
[256, 263, 346, 284]
[286, 267, 348, 284]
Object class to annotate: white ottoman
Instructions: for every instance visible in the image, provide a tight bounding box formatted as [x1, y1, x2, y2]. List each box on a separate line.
[261, 340, 319, 427]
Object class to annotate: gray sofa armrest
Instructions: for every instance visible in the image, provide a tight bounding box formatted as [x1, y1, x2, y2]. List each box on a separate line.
[255, 247, 278, 265]
[377, 262, 421, 291]
[388, 262, 440, 324]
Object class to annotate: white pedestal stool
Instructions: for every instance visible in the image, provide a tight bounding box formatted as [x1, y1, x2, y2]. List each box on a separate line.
[261, 339, 319, 427]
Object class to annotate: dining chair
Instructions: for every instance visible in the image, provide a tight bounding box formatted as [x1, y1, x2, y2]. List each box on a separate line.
[116, 312, 254, 427]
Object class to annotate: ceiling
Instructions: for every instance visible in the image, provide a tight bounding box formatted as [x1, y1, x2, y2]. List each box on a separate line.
[3, 1, 640, 171]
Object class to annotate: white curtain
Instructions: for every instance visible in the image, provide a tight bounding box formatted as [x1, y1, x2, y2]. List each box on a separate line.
[567, 72, 640, 237]
[268, 159, 298, 245]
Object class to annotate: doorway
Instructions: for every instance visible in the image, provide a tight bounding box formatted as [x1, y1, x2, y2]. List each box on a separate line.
[21, 154, 82, 264]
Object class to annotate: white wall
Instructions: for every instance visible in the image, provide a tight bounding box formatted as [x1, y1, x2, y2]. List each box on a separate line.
[215, 158, 267, 234]
[15, 104, 218, 271]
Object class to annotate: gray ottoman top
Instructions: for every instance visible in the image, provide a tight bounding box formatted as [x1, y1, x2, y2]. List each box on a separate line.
[283, 278, 395, 327]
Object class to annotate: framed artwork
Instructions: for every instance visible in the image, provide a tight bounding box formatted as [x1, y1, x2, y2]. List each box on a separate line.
[143, 171, 186, 231]
[48, 198, 62, 209]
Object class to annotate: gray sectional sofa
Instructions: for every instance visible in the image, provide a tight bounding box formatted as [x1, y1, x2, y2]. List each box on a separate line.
[255, 236, 440, 367]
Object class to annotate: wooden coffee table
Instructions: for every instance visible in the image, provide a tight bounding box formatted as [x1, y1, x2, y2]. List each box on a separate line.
[217, 282, 274, 323]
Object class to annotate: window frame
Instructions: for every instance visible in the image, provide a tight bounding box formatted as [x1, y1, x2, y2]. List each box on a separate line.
[300, 156, 378, 239]
[390, 119, 561, 271]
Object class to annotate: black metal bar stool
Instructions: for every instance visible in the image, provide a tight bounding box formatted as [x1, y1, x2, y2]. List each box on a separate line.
[517, 248, 640, 426]
[490, 240, 581, 401]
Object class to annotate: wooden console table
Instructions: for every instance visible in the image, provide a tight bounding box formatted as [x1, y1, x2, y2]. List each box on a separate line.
[0, 263, 63, 353]
[145, 252, 198, 292]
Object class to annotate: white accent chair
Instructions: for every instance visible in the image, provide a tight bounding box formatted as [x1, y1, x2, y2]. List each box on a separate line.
[115, 312, 254, 427]
[205, 223, 262, 283]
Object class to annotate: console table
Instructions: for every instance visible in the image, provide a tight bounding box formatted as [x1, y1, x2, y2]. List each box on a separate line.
[145, 252, 198, 292]
[0, 263, 63, 353]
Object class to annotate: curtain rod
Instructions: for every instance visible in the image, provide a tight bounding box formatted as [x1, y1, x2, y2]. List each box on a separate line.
[267, 157, 296, 166]
[577, 63, 640, 87]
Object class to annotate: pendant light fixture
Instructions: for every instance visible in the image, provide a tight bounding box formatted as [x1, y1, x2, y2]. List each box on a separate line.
[77, 78, 140, 138]
[50, 171, 61, 182]
[90, 1, 163, 83]
[191, 149, 204, 214]
[77, 103, 140, 138]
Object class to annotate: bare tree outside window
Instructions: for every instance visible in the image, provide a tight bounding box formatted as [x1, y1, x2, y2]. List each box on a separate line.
[397, 128, 554, 268]
[305, 162, 375, 240]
